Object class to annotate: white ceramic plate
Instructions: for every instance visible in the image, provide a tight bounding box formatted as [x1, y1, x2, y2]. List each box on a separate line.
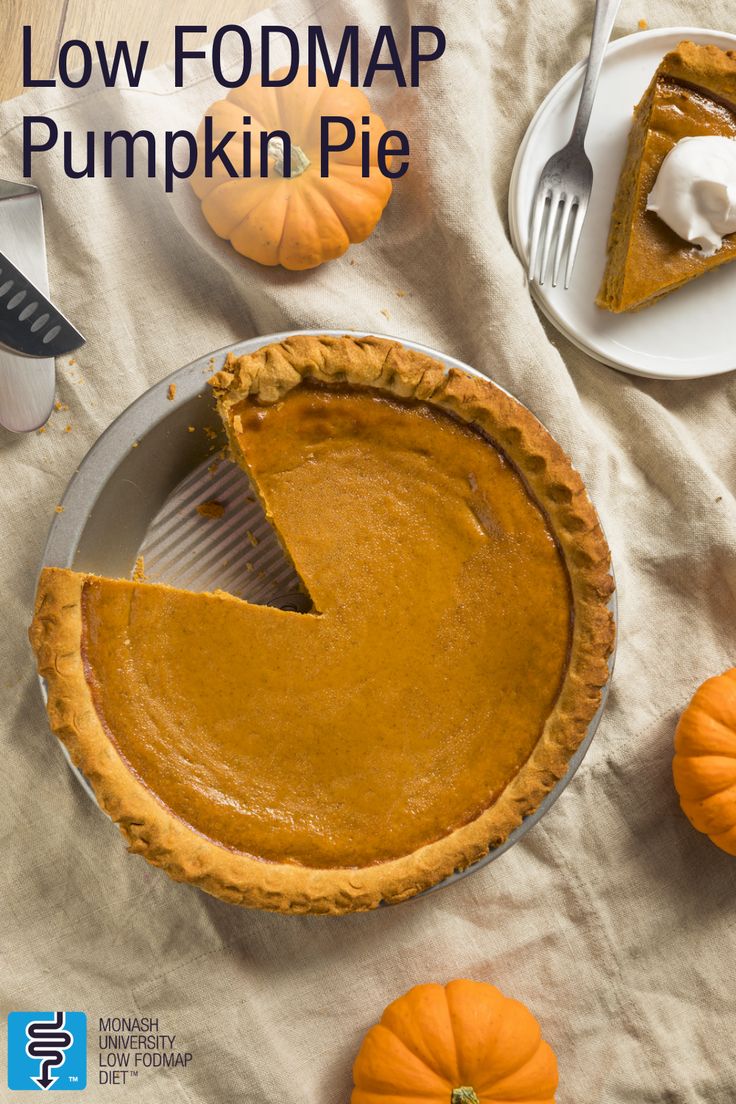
[509, 27, 736, 380]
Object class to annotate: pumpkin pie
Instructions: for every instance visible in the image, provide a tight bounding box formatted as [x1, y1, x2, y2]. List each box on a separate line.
[29, 335, 614, 914]
[597, 41, 736, 312]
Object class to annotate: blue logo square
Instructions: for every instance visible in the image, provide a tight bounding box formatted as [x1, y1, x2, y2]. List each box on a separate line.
[7, 1012, 87, 1091]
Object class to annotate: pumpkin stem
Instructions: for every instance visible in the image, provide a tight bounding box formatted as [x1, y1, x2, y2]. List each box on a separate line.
[451, 1089, 480, 1104]
[268, 136, 311, 178]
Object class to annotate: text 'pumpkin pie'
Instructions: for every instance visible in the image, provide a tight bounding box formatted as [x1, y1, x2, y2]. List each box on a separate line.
[30, 336, 614, 913]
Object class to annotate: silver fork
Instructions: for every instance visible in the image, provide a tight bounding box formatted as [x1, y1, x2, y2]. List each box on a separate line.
[529, 0, 622, 288]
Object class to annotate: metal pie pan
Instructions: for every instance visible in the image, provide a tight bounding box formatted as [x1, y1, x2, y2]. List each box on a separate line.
[39, 329, 617, 904]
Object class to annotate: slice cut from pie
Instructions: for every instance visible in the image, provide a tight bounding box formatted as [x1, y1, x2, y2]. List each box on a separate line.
[597, 41, 736, 313]
[30, 335, 614, 913]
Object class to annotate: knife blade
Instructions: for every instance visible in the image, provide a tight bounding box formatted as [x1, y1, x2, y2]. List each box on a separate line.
[0, 249, 85, 358]
[0, 180, 82, 433]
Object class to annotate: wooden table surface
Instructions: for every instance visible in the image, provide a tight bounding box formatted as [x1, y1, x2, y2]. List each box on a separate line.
[3, 0, 270, 102]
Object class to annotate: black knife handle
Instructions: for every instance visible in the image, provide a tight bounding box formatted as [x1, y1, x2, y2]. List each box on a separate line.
[0, 250, 85, 358]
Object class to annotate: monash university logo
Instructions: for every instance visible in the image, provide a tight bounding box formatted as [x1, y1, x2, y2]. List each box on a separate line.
[7, 1012, 87, 1091]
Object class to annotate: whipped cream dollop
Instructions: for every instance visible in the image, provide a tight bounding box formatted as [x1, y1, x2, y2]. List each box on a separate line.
[646, 135, 736, 257]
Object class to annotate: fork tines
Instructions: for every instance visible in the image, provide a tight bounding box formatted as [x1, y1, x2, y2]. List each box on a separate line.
[528, 153, 591, 289]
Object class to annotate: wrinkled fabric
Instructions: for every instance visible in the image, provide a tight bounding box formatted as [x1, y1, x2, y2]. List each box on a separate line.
[2, 2, 735, 1102]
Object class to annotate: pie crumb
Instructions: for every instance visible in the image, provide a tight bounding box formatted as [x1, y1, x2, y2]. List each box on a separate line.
[196, 500, 226, 519]
[638, 18, 648, 29]
[64, 424, 72, 433]
[247, 530, 259, 547]
[37, 426, 46, 434]
[54, 400, 69, 412]
[187, 425, 196, 433]
[131, 441, 139, 448]
[380, 308, 390, 320]
[396, 289, 407, 298]
[168, 383, 177, 401]
[132, 555, 147, 581]
[208, 460, 220, 476]
[54, 505, 64, 514]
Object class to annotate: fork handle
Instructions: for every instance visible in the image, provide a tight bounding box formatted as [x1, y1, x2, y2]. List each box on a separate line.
[569, 0, 622, 147]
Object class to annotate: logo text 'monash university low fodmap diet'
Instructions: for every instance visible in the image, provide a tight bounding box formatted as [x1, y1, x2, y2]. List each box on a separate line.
[7, 1012, 87, 1091]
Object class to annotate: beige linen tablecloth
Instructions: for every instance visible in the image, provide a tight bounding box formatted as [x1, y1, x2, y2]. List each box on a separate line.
[2, 1, 736, 1101]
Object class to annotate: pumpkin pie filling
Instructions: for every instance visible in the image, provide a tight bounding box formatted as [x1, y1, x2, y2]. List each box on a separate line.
[31, 334, 614, 911]
[78, 387, 571, 869]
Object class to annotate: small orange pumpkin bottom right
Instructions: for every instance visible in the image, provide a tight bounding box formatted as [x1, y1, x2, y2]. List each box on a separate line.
[673, 668, 736, 855]
[351, 979, 558, 1104]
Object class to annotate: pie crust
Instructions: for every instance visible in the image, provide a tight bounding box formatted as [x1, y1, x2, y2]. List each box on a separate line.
[30, 335, 614, 913]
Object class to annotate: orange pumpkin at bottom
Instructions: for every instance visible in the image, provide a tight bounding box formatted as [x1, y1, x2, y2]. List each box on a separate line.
[351, 979, 558, 1104]
[673, 667, 736, 855]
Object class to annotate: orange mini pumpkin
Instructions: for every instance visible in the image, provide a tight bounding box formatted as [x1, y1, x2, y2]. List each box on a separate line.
[191, 66, 393, 270]
[673, 667, 736, 855]
[351, 979, 558, 1104]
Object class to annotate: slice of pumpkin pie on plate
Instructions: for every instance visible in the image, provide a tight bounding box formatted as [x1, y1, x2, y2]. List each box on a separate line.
[597, 41, 736, 312]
